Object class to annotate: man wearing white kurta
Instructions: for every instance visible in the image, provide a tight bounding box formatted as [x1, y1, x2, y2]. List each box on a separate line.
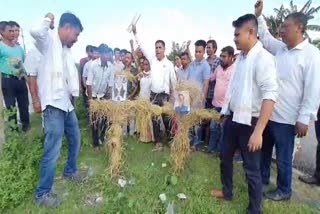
[29, 12, 84, 207]
[255, 0, 320, 201]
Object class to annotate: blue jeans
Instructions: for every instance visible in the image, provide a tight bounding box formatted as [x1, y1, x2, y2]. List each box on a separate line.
[208, 107, 222, 152]
[261, 121, 295, 195]
[35, 106, 81, 197]
[191, 126, 203, 146]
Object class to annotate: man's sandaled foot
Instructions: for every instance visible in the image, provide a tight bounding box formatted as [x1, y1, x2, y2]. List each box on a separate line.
[152, 143, 163, 152]
[210, 189, 225, 199]
[191, 145, 197, 152]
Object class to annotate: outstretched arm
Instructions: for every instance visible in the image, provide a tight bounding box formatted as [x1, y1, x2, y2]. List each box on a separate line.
[254, 0, 285, 55]
[30, 13, 54, 54]
[132, 25, 153, 62]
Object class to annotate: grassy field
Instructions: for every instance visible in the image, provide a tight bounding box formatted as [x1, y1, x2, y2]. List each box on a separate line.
[5, 99, 320, 214]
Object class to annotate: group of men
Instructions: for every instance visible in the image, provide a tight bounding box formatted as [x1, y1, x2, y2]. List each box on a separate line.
[1, 0, 320, 213]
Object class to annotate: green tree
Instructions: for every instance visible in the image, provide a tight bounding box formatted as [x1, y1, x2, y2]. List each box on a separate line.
[167, 41, 186, 62]
[312, 39, 320, 49]
[264, 0, 320, 37]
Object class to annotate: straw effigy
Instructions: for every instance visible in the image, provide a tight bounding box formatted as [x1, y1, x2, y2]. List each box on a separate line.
[89, 99, 135, 178]
[89, 80, 222, 177]
[170, 81, 221, 173]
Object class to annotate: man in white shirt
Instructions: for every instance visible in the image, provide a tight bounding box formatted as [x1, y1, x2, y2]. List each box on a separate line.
[255, 0, 320, 201]
[211, 14, 278, 214]
[29, 12, 84, 207]
[82, 46, 99, 94]
[86, 44, 113, 151]
[132, 25, 176, 151]
[113, 47, 124, 72]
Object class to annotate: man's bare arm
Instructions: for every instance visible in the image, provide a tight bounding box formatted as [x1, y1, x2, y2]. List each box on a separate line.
[87, 85, 93, 100]
[248, 100, 275, 152]
[27, 76, 41, 113]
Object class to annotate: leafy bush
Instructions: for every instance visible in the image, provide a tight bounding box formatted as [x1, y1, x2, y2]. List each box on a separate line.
[0, 110, 43, 210]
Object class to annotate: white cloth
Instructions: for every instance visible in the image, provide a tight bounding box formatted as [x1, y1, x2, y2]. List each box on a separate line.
[24, 48, 43, 76]
[82, 60, 93, 78]
[222, 41, 278, 125]
[258, 16, 320, 125]
[86, 58, 114, 99]
[30, 18, 78, 112]
[135, 34, 177, 94]
[139, 71, 152, 99]
[113, 60, 125, 72]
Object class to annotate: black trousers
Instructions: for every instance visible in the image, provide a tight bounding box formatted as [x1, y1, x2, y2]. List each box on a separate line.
[1, 74, 30, 128]
[220, 116, 262, 214]
[150, 91, 171, 143]
[314, 109, 320, 180]
[91, 115, 108, 147]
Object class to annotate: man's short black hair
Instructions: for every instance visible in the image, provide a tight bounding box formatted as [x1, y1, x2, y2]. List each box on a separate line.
[59, 12, 83, 32]
[179, 51, 190, 58]
[86, 45, 93, 53]
[91, 46, 99, 52]
[8, 21, 20, 28]
[125, 51, 133, 60]
[0, 21, 8, 31]
[120, 49, 128, 54]
[114, 48, 120, 53]
[98, 44, 109, 54]
[207, 40, 217, 50]
[155, 40, 165, 47]
[221, 46, 235, 56]
[195, 40, 207, 49]
[232, 14, 258, 31]
[286, 12, 307, 33]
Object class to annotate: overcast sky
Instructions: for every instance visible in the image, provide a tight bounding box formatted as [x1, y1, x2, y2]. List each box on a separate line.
[1, 0, 320, 60]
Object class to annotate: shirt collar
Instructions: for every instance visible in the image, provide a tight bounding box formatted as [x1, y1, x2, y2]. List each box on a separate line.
[194, 58, 206, 65]
[283, 39, 309, 51]
[97, 58, 108, 67]
[240, 41, 263, 60]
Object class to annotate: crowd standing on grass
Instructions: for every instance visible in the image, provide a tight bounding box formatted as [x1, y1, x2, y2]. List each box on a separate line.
[1, 0, 320, 213]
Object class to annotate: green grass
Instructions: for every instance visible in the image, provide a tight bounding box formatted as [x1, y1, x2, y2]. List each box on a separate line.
[5, 99, 320, 214]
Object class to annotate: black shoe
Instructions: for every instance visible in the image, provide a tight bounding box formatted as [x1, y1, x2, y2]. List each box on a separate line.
[22, 124, 31, 132]
[63, 171, 87, 183]
[34, 192, 61, 207]
[264, 189, 291, 201]
[299, 175, 320, 185]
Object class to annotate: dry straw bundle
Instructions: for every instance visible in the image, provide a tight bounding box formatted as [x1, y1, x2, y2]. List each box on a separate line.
[170, 109, 221, 173]
[114, 70, 136, 83]
[89, 99, 135, 178]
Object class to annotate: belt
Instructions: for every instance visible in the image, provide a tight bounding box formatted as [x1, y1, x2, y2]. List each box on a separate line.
[1, 74, 24, 80]
[229, 111, 258, 123]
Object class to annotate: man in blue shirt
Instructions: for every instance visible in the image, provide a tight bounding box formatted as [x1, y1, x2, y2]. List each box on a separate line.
[186, 40, 211, 150]
[0, 21, 30, 131]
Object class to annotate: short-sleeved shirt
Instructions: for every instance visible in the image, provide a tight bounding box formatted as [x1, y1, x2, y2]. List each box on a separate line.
[0, 41, 25, 77]
[207, 56, 221, 99]
[182, 58, 211, 94]
[86, 58, 113, 98]
[125, 65, 138, 97]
